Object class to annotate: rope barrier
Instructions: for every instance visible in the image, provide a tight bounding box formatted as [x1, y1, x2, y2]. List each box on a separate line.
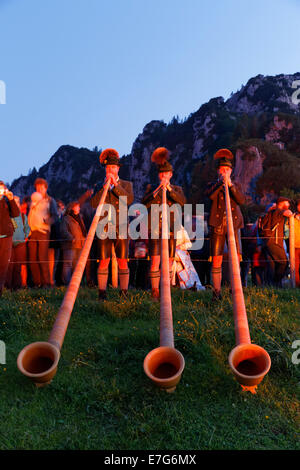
[7, 257, 294, 264]
[7, 235, 294, 242]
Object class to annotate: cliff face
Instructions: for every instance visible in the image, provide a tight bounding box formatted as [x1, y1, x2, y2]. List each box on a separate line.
[234, 146, 265, 204]
[226, 73, 300, 115]
[129, 120, 166, 200]
[9, 72, 300, 213]
[10, 145, 106, 202]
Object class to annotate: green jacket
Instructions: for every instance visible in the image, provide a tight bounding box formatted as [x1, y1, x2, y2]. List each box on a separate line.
[11, 214, 30, 246]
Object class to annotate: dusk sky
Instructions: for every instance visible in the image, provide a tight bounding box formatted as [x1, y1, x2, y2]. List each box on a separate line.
[1, 0, 299, 185]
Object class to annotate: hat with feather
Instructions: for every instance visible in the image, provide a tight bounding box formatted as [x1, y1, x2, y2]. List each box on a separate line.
[99, 148, 122, 167]
[151, 147, 173, 173]
[213, 148, 234, 169]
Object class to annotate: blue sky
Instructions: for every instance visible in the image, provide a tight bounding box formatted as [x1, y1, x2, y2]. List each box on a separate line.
[0, 0, 299, 184]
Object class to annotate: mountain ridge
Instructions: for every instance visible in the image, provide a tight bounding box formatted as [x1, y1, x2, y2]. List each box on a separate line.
[10, 72, 300, 218]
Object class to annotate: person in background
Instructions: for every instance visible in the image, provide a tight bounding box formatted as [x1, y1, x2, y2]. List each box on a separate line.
[293, 199, 300, 287]
[128, 210, 149, 290]
[48, 199, 65, 286]
[0, 181, 20, 297]
[246, 218, 266, 287]
[60, 201, 87, 285]
[21, 196, 31, 216]
[27, 178, 58, 288]
[240, 221, 254, 287]
[79, 189, 98, 287]
[190, 213, 211, 288]
[5, 195, 30, 290]
[20, 196, 31, 286]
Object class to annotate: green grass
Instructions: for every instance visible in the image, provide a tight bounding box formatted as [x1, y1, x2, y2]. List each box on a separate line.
[0, 286, 299, 450]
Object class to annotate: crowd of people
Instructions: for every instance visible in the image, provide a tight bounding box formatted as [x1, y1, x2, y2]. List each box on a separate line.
[0, 146, 299, 300]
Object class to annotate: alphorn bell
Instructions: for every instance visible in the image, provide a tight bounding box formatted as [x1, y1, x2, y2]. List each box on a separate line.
[143, 184, 185, 392]
[224, 180, 271, 393]
[17, 177, 112, 387]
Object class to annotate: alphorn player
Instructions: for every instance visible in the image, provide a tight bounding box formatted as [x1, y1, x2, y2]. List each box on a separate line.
[205, 148, 245, 301]
[90, 149, 134, 301]
[142, 147, 186, 300]
[259, 196, 293, 287]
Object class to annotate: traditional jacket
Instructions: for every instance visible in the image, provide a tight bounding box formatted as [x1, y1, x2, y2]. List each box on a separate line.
[142, 184, 186, 235]
[90, 179, 134, 235]
[205, 180, 244, 230]
[60, 213, 87, 250]
[11, 214, 30, 246]
[262, 208, 288, 247]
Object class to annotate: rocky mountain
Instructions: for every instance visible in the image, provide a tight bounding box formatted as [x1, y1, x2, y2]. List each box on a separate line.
[10, 72, 300, 219]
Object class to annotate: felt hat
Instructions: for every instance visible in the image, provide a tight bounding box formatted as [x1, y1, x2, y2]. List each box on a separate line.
[213, 148, 234, 169]
[151, 147, 173, 173]
[99, 148, 122, 166]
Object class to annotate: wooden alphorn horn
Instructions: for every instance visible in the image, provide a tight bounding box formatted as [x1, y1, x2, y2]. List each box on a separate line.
[289, 215, 296, 288]
[143, 184, 185, 392]
[111, 244, 118, 288]
[224, 180, 271, 393]
[17, 178, 112, 387]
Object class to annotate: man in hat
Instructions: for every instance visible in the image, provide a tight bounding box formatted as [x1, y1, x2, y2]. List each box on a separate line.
[90, 149, 134, 300]
[260, 196, 292, 287]
[0, 181, 20, 297]
[205, 148, 245, 300]
[142, 147, 186, 300]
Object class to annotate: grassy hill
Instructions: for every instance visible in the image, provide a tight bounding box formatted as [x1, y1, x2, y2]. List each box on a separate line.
[0, 286, 299, 450]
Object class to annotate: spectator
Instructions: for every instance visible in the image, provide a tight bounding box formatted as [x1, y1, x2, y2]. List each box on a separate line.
[247, 219, 267, 287]
[20, 196, 31, 286]
[60, 201, 87, 285]
[190, 213, 210, 287]
[172, 226, 205, 291]
[79, 189, 97, 287]
[0, 181, 20, 297]
[5, 195, 30, 290]
[27, 178, 58, 288]
[128, 211, 149, 290]
[49, 199, 65, 286]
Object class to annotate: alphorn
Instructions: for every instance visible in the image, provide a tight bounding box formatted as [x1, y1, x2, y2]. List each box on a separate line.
[224, 180, 271, 393]
[111, 244, 118, 288]
[17, 177, 112, 386]
[143, 184, 185, 392]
